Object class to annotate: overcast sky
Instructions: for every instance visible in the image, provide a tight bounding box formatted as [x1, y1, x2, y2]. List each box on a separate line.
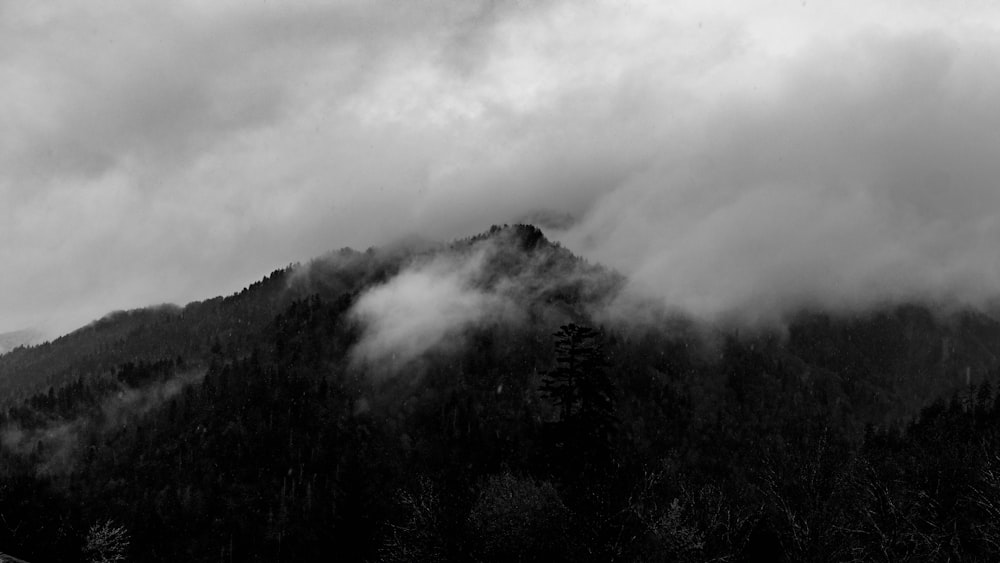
[4, 0, 1000, 336]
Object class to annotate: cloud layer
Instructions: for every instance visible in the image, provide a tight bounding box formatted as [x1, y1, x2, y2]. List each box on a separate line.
[3, 1, 1000, 335]
[565, 31, 1000, 323]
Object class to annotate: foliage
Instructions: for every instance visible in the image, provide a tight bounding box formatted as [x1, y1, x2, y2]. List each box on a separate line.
[379, 477, 446, 563]
[84, 520, 130, 563]
[466, 471, 575, 562]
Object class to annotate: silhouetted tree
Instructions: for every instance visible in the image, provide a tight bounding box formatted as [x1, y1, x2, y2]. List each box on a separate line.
[541, 324, 617, 474]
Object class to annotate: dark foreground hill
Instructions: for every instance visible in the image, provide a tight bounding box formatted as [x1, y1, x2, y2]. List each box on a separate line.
[2, 224, 1000, 561]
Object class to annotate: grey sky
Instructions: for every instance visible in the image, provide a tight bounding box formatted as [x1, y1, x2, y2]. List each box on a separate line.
[3, 0, 1000, 335]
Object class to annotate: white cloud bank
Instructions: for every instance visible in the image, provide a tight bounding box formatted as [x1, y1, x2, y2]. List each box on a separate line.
[565, 30, 1000, 324]
[3, 0, 1000, 335]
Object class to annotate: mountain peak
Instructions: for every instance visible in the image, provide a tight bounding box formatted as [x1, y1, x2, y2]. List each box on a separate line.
[460, 223, 550, 251]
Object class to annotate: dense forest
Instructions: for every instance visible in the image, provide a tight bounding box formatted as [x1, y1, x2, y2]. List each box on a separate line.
[2, 225, 1000, 561]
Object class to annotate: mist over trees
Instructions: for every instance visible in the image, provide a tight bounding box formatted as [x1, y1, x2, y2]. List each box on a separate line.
[1, 225, 1000, 561]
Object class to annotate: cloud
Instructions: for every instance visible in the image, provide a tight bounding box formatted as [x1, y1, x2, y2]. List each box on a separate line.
[564, 31, 1000, 324]
[4, 0, 1000, 335]
[349, 248, 517, 375]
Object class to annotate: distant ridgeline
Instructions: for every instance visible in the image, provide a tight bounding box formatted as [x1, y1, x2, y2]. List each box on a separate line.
[1, 224, 1000, 561]
[0, 329, 43, 356]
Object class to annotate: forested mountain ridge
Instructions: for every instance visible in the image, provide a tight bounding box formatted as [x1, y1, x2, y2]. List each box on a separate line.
[0, 269, 291, 406]
[0, 224, 620, 404]
[3, 224, 1000, 561]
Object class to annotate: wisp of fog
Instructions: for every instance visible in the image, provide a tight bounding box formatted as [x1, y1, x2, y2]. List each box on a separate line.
[349, 249, 519, 374]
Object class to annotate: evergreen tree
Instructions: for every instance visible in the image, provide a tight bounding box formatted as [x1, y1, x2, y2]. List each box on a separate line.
[541, 324, 617, 470]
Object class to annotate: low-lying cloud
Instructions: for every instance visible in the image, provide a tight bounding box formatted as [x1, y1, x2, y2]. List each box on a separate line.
[349, 249, 518, 375]
[562, 31, 1000, 324]
[1, 369, 205, 474]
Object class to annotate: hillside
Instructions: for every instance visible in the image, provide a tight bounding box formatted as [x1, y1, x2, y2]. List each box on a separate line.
[1, 225, 1000, 561]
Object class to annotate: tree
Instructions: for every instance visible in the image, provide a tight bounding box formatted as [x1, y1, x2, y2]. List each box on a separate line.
[540, 324, 617, 470]
[83, 520, 130, 563]
[543, 325, 612, 418]
[379, 477, 446, 563]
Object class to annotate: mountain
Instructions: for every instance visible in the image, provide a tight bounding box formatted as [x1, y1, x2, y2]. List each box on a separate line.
[2, 224, 1000, 561]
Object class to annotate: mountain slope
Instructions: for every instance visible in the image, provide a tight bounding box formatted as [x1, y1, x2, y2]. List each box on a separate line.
[0, 269, 291, 405]
[2, 224, 1000, 561]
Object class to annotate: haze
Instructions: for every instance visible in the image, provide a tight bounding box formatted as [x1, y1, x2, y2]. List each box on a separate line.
[3, 0, 1000, 336]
